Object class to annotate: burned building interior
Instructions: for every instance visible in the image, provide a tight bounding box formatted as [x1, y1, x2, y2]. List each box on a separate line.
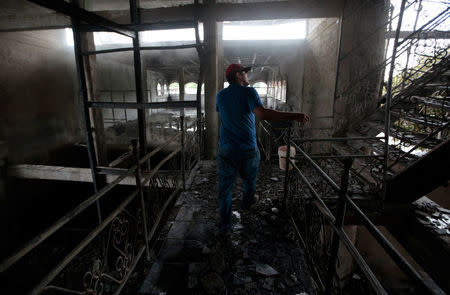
[0, 0, 449, 294]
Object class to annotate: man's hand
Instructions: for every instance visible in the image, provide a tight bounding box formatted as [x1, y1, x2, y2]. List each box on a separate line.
[294, 112, 309, 124]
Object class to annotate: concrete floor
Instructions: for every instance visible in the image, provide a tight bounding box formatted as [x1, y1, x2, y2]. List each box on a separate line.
[138, 160, 315, 295]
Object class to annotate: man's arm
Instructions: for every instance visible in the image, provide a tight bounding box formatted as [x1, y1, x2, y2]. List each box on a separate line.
[253, 105, 310, 124]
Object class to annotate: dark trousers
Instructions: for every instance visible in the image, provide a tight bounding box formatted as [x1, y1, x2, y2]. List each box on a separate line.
[217, 148, 260, 233]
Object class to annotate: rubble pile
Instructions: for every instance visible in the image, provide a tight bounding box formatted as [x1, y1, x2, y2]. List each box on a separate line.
[414, 197, 450, 237]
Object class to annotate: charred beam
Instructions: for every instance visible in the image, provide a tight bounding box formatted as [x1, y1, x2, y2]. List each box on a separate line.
[26, 0, 135, 38]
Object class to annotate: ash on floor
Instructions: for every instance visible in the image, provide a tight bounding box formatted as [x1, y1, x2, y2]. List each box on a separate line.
[138, 160, 316, 295]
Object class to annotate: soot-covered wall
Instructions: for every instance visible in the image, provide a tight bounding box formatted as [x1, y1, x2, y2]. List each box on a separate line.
[0, 29, 82, 163]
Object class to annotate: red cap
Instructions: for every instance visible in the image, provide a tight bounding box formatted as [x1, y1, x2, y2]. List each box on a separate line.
[225, 63, 251, 80]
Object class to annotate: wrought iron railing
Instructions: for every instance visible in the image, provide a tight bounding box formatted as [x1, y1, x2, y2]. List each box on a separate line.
[303, 0, 450, 197]
[0, 116, 201, 294]
[258, 121, 445, 294]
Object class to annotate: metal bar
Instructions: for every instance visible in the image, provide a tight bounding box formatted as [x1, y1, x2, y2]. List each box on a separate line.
[386, 29, 450, 40]
[295, 154, 384, 160]
[333, 226, 387, 295]
[110, 91, 115, 123]
[139, 133, 182, 166]
[97, 167, 176, 178]
[113, 245, 146, 295]
[266, 123, 443, 294]
[43, 285, 84, 294]
[78, 21, 196, 33]
[141, 147, 182, 187]
[287, 160, 385, 294]
[108, 151, 132, 168]
[383, 0, 407, 202]
[391, 113, 448, 127]
[332, 0, 345, 128]
[130, 0, 147, 165]
[131, 140, 150, 261]
[288, 213, 326, 292]
[326, 158, 352, 293]
[30, 188, 140, 295]
[84, 47, 134, 55]
[402, 0, 422, 82]
[388, 121, 450, 169]
[399, 96, 450, 110]
[0, 165, 134, 273]
[283, 123, 292, 209]
[0, 133, 180, 273]
[391, 56, 450, 101]
[141, 44, 200, 50]
[287, 161, 386, 294]
[290, 140, 340, 193]
[195, 15, 204, 161]
[396, 8, 449, 47]
[345, 196, 446, 294]
[181, 116, 186, 190]
[123, 92, 128, 122]
[292, 136, 383, 142]
[71, 18, 103, 225]
[147, 187, 182, 242]
[384, 4, 394, 62]
[123, 1, 342, 23]
[259, 121, 271, 137]
[87, 100, 198, 109]
[26, 0, 135, 38]
[187, 120, 198, 130]
[84, 44, 200, 55]
[287, 158, 335, 223]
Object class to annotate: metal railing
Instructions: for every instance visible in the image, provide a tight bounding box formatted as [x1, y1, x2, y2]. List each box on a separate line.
[99, 90, 151, 125]
[329, 0, 450, 195]
[258, 121, 445, 294]
[5, 0, 204, 293]
[0, 116, 201, 294]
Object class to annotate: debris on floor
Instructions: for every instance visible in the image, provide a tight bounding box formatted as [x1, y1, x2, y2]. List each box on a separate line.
[138, 161, 315, 295]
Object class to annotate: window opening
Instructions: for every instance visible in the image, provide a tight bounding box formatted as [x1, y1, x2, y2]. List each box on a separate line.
[169, 82, 180, 95]
[253, 82, 268, 96]
[223, 19, 306, 40]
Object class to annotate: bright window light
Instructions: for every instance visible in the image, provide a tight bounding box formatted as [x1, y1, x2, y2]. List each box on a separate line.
[223, 20, 306, 40]
[94, 32, 132, 46]
[376, 132, 430, 156]
[141, 26, 204, 43]
[185, 82, 198, 94]
[67, 21, 306, 46]
[65, 28, 74, 46]
[253, 82, 268, 95]
[169, 82, 180, 94]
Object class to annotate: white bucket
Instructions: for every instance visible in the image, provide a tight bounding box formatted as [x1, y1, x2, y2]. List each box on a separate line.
[278, 145, 296, 170]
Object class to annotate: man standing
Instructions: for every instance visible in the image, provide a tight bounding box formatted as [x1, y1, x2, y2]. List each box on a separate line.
[216, 63, 309, 234]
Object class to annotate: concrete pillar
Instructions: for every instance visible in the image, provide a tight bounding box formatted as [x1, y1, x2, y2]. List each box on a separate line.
[178, 68, 185, 101]
[333, 0, 387, 136]
[217, 22, 225, 91]
[204, 4, 223, 159]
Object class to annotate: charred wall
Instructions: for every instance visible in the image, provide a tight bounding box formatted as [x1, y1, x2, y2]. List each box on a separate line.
[0, 29, 82, 163]
[333, 0, 387, 136]
[302, 17, 340, 153]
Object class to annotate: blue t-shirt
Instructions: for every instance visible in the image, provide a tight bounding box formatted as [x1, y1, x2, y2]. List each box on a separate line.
[216, 84, 263, 150]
